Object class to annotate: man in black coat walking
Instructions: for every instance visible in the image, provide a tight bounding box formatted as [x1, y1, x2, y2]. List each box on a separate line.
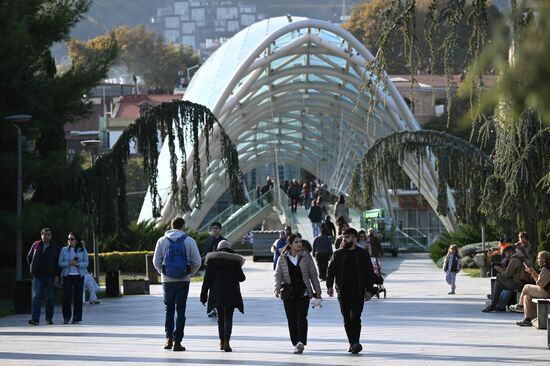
[327, 227, 374, 354]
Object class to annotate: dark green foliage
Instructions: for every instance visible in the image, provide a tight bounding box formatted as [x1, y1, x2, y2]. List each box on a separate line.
[480, 110, 550, 245]
[350, 130, 493, 223]
[101, 221, 169, 252]
[96, 230, 210, 271]
[429, 223, 498, 262]
[82, 100, 246, 240]
[538, 220, 550, 253]
[0, 0, 116, 266]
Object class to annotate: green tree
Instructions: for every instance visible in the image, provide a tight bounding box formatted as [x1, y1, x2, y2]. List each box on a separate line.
[0, 0, 116, 267]
[350, 1, 550, 254]
[344, 0, 502, 74]
[68, 25, 200, 90]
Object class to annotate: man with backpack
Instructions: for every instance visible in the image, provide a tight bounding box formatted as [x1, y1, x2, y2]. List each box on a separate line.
[153, 217, 201, 352]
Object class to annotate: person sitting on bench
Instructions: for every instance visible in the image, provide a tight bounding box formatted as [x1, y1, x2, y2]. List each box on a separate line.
[512, 251, 550, 326]
[483, 246, 525, 312]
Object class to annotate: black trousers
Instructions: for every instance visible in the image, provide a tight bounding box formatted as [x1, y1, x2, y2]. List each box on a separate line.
[315, 253, 331, 280]
[216, 306, 235, 341]
[62, 275, 84, 322]
[283, 296, 310, 345]
[338, 293, 365, 345]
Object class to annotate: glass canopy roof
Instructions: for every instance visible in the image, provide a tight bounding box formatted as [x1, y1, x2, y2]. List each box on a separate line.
[139, 17, 456, 232]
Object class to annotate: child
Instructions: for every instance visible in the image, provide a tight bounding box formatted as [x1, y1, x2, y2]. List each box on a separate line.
[443, 244, 461, 294]
[84, 271, 100, 304]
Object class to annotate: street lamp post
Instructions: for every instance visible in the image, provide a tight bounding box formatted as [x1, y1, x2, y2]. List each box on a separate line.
[81, 139, 102, 280]
[4, 115, 32, 281]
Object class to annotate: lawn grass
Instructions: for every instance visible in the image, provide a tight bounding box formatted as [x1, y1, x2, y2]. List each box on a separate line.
[463, 268, 481, 278]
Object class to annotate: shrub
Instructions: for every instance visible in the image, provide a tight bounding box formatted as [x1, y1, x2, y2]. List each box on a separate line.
[429, 224, 499, 263]
[100, 221, 210, 253]
[90, 251, 152, 272]
[461, 256, 476, 269]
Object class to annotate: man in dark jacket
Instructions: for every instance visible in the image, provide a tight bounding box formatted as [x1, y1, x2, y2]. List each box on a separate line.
[312, 225, 333, 281]
[27, 227, 60, 325]
[200, 240, 245, 352]
[201, 222, 226, 318]
[367, 228, 383, 258]
[327, 227, 374, 354]
[308, 198, 324, 238]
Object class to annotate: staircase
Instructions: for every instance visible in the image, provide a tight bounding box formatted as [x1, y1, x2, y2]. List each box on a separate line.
[394, 227, 429, 251]
[199, 189, 276, 242]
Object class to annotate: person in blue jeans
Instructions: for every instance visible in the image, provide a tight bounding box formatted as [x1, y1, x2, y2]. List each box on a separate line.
[27, 227, 60, 325]
[153, 217, 201, 351]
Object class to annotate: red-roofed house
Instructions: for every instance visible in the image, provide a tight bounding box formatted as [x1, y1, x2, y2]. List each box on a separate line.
[108, 94, 181, 152]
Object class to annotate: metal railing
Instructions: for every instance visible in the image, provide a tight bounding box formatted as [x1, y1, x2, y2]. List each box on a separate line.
[199, 188, 257, 232]
[393, 226, 445, 251]
[199, 188, 274, 235]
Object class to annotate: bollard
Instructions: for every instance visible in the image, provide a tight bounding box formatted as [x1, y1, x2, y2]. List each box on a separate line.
[145, 254, 158, 284]
[105, 270, 121, 297]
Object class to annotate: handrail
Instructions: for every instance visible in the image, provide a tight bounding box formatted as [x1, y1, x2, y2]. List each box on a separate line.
[394, 227, 428, 250]
[199, 188, 257, 232]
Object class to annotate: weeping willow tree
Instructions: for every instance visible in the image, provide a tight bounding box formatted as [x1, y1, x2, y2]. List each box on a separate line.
[350, 130, 493, 224]
[81, 100, 245, 239]
[360, 0, 493, 126]
[352, 0, 550, 249]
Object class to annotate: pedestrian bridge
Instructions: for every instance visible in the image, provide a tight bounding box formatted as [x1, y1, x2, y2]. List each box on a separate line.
[138, 16, 456, 233]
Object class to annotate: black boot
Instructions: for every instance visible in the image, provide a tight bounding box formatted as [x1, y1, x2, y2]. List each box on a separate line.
[164, 338, 173, 350]
[223, 339, 232, 352]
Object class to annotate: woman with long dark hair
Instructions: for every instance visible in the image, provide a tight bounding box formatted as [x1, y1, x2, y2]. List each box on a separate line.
[274, 234, 321, 354]
[58, 232, 89, 324]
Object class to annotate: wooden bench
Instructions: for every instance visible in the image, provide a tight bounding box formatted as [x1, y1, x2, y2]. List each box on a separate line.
[533, 299, 550, 329]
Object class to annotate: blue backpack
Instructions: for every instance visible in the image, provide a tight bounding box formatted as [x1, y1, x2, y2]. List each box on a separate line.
[163, 234, 190, 278]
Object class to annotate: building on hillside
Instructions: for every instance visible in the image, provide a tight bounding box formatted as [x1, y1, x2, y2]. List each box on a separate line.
[149, 0, 363, 59]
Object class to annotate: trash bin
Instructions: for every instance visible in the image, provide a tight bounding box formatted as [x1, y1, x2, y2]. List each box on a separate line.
[105, 270, 121, 297]
[14, 280, 32, 314]
[145, 254, 158, 284]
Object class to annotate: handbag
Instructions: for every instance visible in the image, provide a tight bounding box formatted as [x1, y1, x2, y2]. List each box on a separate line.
[280, 283, 292, 300]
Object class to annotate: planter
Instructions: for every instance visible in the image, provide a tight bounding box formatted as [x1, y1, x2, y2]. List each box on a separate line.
[123, 279, 150, 295]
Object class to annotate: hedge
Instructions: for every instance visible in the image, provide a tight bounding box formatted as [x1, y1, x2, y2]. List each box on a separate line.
[89, 251, 153, 273]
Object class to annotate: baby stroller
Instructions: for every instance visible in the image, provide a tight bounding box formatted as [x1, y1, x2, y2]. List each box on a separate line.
[371, 257, 386, 298]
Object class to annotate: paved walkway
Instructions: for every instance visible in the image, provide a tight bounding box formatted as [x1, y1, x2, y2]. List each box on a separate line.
[0, 253, 548, 365]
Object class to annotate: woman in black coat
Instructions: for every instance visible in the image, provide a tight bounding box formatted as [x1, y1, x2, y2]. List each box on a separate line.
[200, 240, 245, 352]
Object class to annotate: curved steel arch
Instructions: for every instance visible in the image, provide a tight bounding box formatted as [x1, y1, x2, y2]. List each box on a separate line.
[139, 17, 457, 232]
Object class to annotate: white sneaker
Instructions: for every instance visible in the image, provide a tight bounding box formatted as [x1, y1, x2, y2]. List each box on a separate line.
[296, 342, 304, 354]
[292, 345, 300, 354]
[509, 304, 524, 313]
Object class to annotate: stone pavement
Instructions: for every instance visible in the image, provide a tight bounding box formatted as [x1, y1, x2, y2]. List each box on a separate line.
[0, 253, 548, 365]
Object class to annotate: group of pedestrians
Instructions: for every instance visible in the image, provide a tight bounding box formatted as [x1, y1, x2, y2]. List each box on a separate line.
[271, 222, 375, 354]
[152, 216, 375, 355]
[478, 232, 550, 328]
[27, 227, 99, 326]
